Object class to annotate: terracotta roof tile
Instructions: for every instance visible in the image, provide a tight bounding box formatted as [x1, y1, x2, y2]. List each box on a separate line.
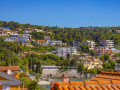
[62, 86, 69, 90]
[73, 86, 80, 90]
[55, 82, 70, 86]
[70, 81, 84, 85]
[117, 85, 120, 89]
[111, 80, 120, 84]
[111, 85, 119, 90]
[58, 87, 63, 90]
[68, 86, 75, 90]
[95, 85, 103, 90]
[98, 80, 111, 85]
[85, 86, 92, 90]
[84, 81, 98, 85]
[101, 85, 108, 90]
[79, 86, 86, 90]
[0, 66, 20, 71]
[106, 85, 114, 90]
[90, 86, 97, 90]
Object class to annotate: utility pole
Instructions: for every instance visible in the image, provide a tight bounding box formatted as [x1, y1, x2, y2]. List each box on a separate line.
[23, 81, 24, 90]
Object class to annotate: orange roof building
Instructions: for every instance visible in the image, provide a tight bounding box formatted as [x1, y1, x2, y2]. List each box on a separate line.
[0, 66, 22, 90]
[51, 72, 120, 90]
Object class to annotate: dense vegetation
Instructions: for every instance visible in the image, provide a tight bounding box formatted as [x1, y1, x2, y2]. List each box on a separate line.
[1, 21, 120, 72]
[1, 21, 120, 48]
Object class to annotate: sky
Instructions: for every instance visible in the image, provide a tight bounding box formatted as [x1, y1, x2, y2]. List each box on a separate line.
[0, 0, 120, 27]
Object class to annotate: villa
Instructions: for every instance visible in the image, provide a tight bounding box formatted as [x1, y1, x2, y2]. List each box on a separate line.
[0, 66, 27, 90]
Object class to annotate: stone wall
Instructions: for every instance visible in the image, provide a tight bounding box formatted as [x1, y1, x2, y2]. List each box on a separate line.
[41, 69, 80, 78]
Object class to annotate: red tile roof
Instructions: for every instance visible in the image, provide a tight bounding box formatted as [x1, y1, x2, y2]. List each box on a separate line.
[0, 66, 20, 71]
[51, 72, 120, 90]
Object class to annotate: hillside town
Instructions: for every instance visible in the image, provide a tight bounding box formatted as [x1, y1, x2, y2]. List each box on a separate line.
[1, 21, 120, 90]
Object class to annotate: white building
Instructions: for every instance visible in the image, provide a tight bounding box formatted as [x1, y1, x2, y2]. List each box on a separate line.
[99, 40, 114, 48]
[82, 40, 95, 49]
[36, 40, 47, 46]
[47, 40, 62, 46]
[9, 33, 19, 38]
[4, 37, 17, 42]
[72, 41, 80, 47]
[55, 47, 77, 57]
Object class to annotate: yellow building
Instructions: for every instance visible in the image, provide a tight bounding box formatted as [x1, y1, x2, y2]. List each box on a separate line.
[83, 57, 103, 69]
[0, 66, 22, 90]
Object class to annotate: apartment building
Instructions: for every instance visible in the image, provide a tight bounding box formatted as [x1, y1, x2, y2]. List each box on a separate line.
[17, 34, 30, 46]
[55, 47, 77, 57]
[94, 47, 112, 56]
[36, 40, 47, 46]
[82, 57, 103, 69]
[82, 40, 95, 49]
[99, 40, 114, 48]
[72, 41, 80, 47]
[4, 37, 17, 43]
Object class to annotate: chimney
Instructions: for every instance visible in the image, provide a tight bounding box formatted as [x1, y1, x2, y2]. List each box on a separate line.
[62, 74, 69, 82]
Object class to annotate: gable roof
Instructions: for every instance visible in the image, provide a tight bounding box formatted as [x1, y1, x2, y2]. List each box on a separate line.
[0, 71, 21, 85]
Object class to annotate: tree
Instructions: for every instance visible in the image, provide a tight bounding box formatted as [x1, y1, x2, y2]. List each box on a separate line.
[35, 73, 41, 82]
[99, 54, 109, 61]
[77, 63, 84, 75]
[36, 61, 42, 74]
[104, 54, 109, 61]
[67, 53, 70, 59]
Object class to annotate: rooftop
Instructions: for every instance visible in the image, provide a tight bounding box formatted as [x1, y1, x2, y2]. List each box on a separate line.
[51, 72, 120, 90]
[0, 66, 20, 71]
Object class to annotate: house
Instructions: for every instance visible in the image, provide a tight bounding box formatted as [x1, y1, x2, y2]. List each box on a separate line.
[47, 40, 62, 46]
[36, 40, 47, 46]
[0, 27, 12, 35]
[99, 40, 114, 48]
[24, 28, 33, 33]
[44, 36, 52, 40]
[9, 33, 19, 38]
[51, 72, 120, 90]
[33, 29, 44, 32]
[116, 30, 120, 33]
[15, 28, 21, 32]
[72, 41, 80, 47]
[55, 47, 77, 57]
[82, 57, 103, 69]
[82, 40, 95, 49]
[0, 66, 22, 90]
[94, 47, 112, 56]
[62, 42, 67, 46]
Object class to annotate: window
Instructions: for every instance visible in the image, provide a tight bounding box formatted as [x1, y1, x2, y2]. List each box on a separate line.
[2, 85, 10, 90]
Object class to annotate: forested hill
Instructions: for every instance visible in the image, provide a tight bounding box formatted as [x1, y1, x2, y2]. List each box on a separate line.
[1, 21, 120, 46]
